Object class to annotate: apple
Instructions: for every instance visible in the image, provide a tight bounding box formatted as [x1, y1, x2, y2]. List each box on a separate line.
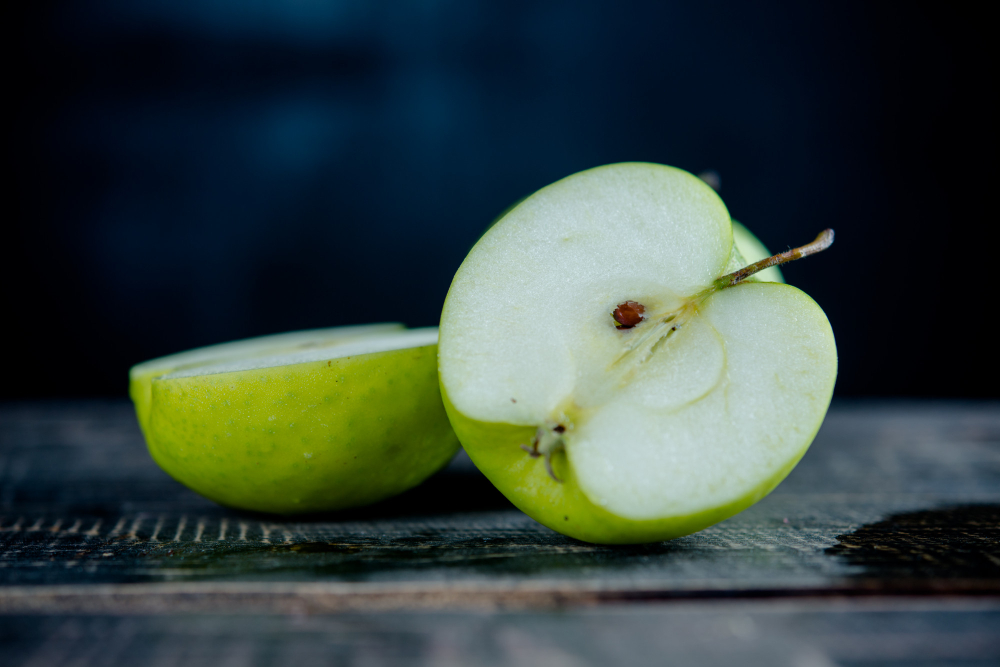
[131, 326, 459, 514]
[486, 194, 785, 285]
[130, 323, 404, 437]
[438, 163, 836, 544]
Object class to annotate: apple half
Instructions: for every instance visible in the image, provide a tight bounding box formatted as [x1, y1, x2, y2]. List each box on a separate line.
[130, 323, 405, 436]
[439, 163, 836, 544]
[131, 326, 459, 514]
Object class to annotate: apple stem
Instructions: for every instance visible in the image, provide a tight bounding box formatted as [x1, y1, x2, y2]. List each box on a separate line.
[715, 229, 835, 288]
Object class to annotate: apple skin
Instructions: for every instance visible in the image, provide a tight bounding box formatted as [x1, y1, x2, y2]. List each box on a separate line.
[442, 390, 809, 544]
[146, 344, 458, 514]
[440, 283, 833, 545]
[132, 366, 175, 439]
[129, 324, 404, 439]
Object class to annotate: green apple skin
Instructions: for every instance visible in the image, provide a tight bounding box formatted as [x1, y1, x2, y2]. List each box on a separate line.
[146, 344, 458, 514]
[129, 323, 404, 438]
[443, 391, 809, 544]
[732, 220, 785, 283]
[440, 283, 834, 545]
[132, 368, 174, 439]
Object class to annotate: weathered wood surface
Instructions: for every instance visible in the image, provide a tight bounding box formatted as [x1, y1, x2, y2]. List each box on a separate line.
[1, 401, 999, 665]
[3, 600, 998, 667]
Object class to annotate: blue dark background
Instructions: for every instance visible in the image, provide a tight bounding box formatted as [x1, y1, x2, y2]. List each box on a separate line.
[7, 1, 995, 399]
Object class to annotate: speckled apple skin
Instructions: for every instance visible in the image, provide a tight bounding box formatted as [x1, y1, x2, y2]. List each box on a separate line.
[442, 387, 815, 545]
[130, 369, 159, 439]
[142, 344, 458, 514]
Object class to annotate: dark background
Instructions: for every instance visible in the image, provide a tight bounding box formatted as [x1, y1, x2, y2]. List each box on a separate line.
[6, 1, 995, 400]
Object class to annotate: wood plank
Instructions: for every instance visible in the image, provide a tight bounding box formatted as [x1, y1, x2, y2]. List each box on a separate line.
[0, 401, 998, 613]
[3, 600, 999, 667]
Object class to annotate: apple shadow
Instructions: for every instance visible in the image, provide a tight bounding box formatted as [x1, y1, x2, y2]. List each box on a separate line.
[226, 450, 516, 525]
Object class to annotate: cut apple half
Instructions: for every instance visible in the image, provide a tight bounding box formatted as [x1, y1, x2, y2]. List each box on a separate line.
[439, 163, 836, 544]
[130, 323, 404, 434]
[133, 326, 459, 514]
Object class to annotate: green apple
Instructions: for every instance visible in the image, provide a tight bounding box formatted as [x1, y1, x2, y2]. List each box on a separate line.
[132, 326, 459, 514]
[733, 220, 785, 284]
[439, 162, 836, 544]
[130, 323, 405, 437]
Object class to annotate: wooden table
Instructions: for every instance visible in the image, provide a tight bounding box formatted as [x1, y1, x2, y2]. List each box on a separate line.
[2, 401, 998, 666]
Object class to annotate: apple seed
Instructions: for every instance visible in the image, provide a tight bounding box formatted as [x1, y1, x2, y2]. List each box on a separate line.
[613, 301, 646, 329]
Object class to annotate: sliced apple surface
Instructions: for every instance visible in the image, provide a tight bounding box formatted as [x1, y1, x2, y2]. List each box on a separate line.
[136, 327, 459, 514]
[439, 163, 836, 544]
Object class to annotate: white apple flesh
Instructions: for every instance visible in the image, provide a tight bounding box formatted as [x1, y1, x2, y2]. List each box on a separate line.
[439, 163, 836, 544]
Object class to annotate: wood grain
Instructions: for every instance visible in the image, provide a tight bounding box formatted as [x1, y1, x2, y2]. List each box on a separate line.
[1, 401, 998, 664]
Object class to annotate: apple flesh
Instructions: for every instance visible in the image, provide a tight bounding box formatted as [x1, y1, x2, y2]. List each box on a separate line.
[439, 163, 836, 544]
[133, 326, 459, 514]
